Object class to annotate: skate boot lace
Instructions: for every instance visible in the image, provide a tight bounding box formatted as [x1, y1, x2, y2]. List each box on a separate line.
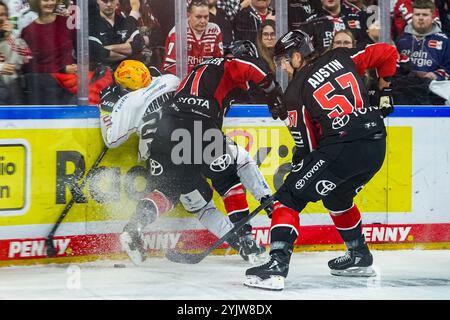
[335, 251, 352, 264]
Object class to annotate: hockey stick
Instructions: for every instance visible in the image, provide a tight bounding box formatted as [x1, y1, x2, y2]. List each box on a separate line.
[165, 195, 274, 264]
[46, 146, 109, 257]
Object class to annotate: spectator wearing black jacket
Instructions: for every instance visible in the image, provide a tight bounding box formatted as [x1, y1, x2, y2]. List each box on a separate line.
[233, 0, 275, 44]
[89, 0, 145, 70]
[208, 0, 234, 46]
[288, 0, 315, 31]
[300, 0, 371, 53]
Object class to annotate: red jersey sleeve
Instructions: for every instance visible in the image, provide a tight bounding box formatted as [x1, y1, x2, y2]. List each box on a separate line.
[225, 58, 270, 90]
[163, 28, 177, 75]
[350, 43, 398, 79]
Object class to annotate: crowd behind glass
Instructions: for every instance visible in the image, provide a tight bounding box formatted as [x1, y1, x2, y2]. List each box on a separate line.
[0, 0, 449, 106]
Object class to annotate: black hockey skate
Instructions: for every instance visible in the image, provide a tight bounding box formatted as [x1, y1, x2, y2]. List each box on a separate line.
[228, 224, 266, 264]
[328, 242, 376, 277]
[243, 242, 292, 291]
[119, 224, 146, 266]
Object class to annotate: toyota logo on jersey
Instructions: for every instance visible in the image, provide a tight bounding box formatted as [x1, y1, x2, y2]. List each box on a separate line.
[210, 154, 232, 172]
[332, 115, 350, 130]
[316, 180, 337, 196]
[150, 159, 164, 176]
[295, 179, 306, 190]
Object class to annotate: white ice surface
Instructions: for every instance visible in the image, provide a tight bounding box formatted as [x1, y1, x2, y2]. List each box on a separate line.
[0, 250, 449, 300]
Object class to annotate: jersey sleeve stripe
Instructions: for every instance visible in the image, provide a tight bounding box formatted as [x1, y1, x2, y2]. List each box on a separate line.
[302, 105, 315, 151]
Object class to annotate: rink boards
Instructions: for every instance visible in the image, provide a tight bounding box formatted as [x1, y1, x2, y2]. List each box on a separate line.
[0, 106, 449, 264]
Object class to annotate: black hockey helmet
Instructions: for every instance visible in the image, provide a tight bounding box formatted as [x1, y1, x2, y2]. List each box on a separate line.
[274, 29, 314, 63]
[224, 40, 259, 59]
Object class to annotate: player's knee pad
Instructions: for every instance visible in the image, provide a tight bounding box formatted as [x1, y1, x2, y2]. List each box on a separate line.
[195, 200, 234, 238]
[179, 182, 213, 214]
[270, 202, 300, 244]
[233, 144, 272, 202]
[222, 183, 249, 223]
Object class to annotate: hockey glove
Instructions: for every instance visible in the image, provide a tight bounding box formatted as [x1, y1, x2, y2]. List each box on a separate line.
[260, 195, 274, 218]
[265, 85, 288, 121]
[379, 87, 394, 118]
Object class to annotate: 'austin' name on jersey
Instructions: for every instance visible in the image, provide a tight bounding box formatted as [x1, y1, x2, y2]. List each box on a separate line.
[308, 59, 345, 89]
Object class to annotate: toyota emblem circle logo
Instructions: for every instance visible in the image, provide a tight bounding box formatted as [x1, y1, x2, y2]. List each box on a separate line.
[210, 154, 232, 172]
[315, 180, 336, 196]
[332, 115, 350, 130]
[150, 159, 164, 176]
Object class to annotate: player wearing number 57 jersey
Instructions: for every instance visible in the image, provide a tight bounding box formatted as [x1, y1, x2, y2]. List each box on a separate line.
[244, 30, 398, 291]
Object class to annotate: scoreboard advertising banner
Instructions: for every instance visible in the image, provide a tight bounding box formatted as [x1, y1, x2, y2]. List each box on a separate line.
[0, 106, 449, 265]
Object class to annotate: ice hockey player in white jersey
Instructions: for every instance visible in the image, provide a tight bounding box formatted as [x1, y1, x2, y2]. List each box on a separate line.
[99, 60, 271, 265]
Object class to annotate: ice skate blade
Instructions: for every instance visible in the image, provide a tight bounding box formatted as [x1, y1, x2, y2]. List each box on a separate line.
[243, 275, 285, 291]
[119, 232, 146, 266]
[330, 266, 376, 277]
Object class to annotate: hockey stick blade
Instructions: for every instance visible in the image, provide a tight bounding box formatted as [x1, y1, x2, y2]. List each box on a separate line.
[165, 196, 274, 264]
[46, 146, 109, 257]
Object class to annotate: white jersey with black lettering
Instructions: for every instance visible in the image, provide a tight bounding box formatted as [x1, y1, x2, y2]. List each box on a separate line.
[100, 74, 181, 161]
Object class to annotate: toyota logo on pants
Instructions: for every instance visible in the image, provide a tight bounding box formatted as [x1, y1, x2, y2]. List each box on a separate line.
[315, 180, 336, 196]
[210, 154, 232, 172]
[150, 159, 164, 176]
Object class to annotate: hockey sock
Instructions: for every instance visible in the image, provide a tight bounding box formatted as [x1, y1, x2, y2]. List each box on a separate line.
[270, 202, 300, 250]
[128, 190, 174, 229]
[329, 204, 364, 244]
[223, 183, 250, 224]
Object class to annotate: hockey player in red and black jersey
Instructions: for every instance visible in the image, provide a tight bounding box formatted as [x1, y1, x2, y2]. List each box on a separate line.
[128, 40, 285, 264]
[244, 30, 398, 291]
[100, 59, 274, 265]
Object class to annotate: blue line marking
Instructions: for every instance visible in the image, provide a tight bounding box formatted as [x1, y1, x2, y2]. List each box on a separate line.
[0, 105, 449, 119]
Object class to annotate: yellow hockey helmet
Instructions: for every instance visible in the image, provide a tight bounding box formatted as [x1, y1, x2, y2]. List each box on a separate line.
[114, 60, 152, 91]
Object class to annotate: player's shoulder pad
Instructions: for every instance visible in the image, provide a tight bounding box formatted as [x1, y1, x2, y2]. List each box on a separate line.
[158, 73, 181, 90]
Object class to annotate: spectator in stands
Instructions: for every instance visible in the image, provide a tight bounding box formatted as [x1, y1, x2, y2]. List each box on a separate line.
[396, 0, 450, 81]
[89, 0, 145, 70]
[392, 0, 441, 40]
[300, 0, 371, 53]
[146, 0, 174, 46]
[233, 0, 275, 44]
[218, 0, 250, 22]
[21, 0, 76, 74]
[0, 0, 31, 104]
[288, 0, 315, 31]
[331, 29, 356, 48]
[117, 0, 165, 69]
[256, 19, 276, 72]
[138, 1, 166, 69]
[208, 0, 233, 46]
[163, 0, 223, 75]
[20, 0, 77, 104]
